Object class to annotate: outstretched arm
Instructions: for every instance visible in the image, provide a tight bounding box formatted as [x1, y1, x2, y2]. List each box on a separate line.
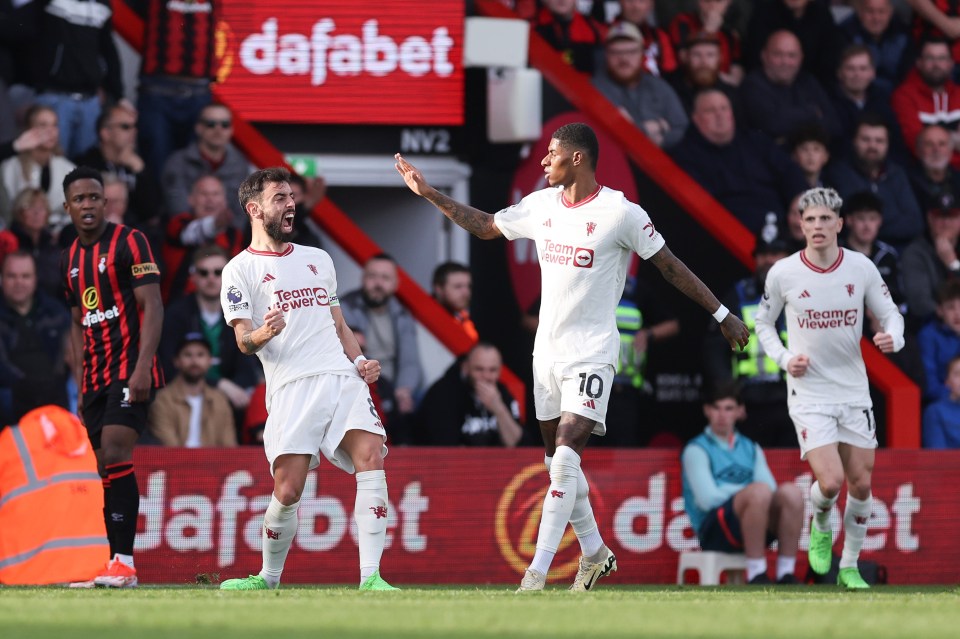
[395, 153, 502, 240]
[648, 245, 749, 351]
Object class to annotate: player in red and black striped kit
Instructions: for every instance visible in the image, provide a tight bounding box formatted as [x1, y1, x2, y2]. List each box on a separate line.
[61, 167, 164, 588]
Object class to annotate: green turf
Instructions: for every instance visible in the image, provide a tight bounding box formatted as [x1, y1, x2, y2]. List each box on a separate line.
[1, 585, 959, 639]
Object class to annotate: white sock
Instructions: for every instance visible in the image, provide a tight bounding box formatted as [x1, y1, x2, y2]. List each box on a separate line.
[776, 555, 796, 580]
[355, 470, 389, 583]
[840, 493, 872, 570]
[259, 494, 299, 587]
[114, 553, 134, 569]
[809, 481, 837, 533]
[530, 446, 580, 575]
[746, 558, 768, 581]
[545, 455, 604, 560]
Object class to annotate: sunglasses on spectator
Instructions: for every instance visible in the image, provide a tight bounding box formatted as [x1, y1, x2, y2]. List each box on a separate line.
[201, 119, 232, 129]
[195, 268, 223, 277]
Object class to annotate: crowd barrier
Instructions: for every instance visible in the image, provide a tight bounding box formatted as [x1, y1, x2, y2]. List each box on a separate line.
[133, 447, 957, 585]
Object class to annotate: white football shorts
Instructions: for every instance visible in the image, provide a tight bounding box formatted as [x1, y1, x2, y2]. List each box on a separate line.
[532, 358, 615, 435]
[264, 373, 387, 475]
[788, 402, 878, 459]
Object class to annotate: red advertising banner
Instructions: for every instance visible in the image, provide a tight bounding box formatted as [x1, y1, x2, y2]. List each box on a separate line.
[133, 448, 955, 585]
[214, 1, 464, 125]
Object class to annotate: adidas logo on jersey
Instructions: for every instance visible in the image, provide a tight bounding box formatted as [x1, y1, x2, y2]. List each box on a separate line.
[799, 290, 811, 299]
[582, 399, 596, 409]
[262, 273, 276, 283]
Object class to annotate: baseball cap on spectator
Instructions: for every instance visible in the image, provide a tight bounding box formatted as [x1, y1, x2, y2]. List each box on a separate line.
[606, 22, 643, 45]
[177, 332, 211, 355]
[924, 191, 960, 218]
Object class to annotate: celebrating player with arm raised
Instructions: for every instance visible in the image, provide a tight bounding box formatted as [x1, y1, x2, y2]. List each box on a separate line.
[396, 122, 749, 591]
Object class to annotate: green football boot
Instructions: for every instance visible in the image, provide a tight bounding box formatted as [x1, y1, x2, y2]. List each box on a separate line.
[359, 570, 400, 591]
[220, 575, 272, 590]
[837, 567, 870, 590]
[808, 521, 833, 575]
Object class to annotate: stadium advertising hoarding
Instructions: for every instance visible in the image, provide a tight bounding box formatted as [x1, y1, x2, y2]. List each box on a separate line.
[214, 0, 464, 125]
[133, 448, 954, 585]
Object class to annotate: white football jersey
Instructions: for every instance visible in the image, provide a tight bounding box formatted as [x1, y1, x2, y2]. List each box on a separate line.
[221, 244, 356, 406]
[495, 185, 665, 365]
[755, 248, 904, 405]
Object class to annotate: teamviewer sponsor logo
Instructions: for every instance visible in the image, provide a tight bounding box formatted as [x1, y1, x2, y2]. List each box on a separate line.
[272, 287, 330, 312]
[574, 248, 594, 268]
[542, 240, 595, 268]
[797, 308, 859, 329]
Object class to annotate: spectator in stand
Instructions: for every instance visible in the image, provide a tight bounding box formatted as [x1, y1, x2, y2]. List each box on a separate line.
[0, 105, 74, 232]
[907, 0, 960, 68]
[161, 103, 252, 225]
[789, 124, 831, 188]
[740, 30, 843, 146]
[0, 0, 34, 143]
[824, 113, 924, 248]
[892, 38, 960, 169]
[0, 125, 56, 188]
[681, 382, 804, 584]
[901, 206, 960, 325]
[161, 175, 245, 303]
[671, 88, 807, 234]
[784, 193, 806, 251]
[432, 261, 478, 341]
[922, 355, 960, 448]
[592, 22, 689, 148]
[668, 0, 744, 86]
[918, 279, 960, 402]
[26, 0, 130, 159]
[910, 124, 960, 214]
[744, 0, 844, 82]
[340, 254, 423, 445]
[287, 173, 326, 249]
[134, 0, 219, 181]
[667, 31, 744, 121]
[837, 0, 911, 98]
[831, 44, 908, 163]
[160, 244, 261, 421]
[148, 333, 237, 447]
[0, 187, 61, 300]
[0, 251, 71, 425]
[414, 342, 522, 447]
[531, 0, 607, 74]
[704, 230, 794, 448]
[602, 275, 679, 447]
[612, 0, 677, 77]
[73, 104, 162, 233]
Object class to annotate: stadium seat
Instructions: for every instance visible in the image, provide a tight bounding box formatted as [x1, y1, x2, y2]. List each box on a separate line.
[676, 551, 748, 585]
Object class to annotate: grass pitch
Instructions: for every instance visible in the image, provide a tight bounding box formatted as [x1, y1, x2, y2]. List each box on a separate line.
[1, 585, 958, 639]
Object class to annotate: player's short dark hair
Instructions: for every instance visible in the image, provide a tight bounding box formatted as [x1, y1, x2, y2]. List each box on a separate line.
[842, 191, 883, 218]
[238, 167, 292, 210]
[432, 261, 470, 288]
[192, 244, 229, 266]
[704, 381, 742, 405]
[552, 122, 599, 170]
[937, 278, 960, 305]
[63, 166, 104, 197]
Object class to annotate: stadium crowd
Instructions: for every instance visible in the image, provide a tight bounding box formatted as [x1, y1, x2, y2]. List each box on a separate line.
[1, 0, 959, 451]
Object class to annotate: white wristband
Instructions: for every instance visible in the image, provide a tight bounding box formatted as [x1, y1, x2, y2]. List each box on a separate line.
[353, 355, 367, 368]
[712, 304, 730, 323]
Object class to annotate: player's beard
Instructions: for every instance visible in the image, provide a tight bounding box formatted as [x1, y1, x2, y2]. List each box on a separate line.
[264, 214, 295, 243]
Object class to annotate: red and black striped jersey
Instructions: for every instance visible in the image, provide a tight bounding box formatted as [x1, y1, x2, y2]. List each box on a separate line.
[139, 0, 219, 79]
[63, 223, 165, 395]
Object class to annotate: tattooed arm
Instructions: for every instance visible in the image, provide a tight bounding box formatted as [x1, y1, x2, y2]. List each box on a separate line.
[648, 246, 750, 351]
[395, 153, 503, 240]
[232, 307, 286, 355]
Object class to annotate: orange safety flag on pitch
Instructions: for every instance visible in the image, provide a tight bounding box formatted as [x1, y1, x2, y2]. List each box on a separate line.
[0, 405, 108, 584]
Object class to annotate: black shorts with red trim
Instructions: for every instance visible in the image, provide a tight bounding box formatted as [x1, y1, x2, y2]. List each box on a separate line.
[698, 495, 775, 552]
[82, 383, 154, 449]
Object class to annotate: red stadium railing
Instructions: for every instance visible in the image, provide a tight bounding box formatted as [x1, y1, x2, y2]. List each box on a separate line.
[473, 0, 920, 447]
[110, 1, 527, 419]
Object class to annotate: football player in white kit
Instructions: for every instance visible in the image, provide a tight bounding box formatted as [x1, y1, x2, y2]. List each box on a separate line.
[755, 187, 904, 590]
[396, 123, 750, 591]
[218, 167, 397, 591]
